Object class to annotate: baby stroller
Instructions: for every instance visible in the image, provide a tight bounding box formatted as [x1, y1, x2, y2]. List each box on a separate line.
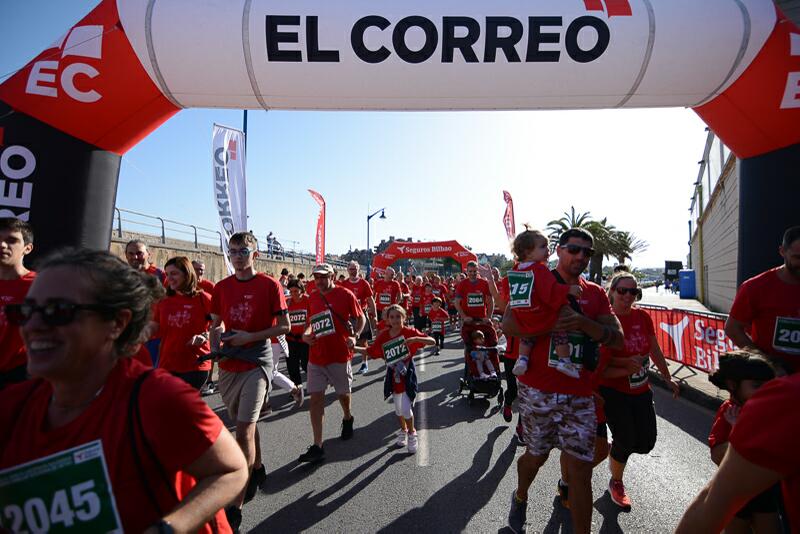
[457, 343, 504, 407]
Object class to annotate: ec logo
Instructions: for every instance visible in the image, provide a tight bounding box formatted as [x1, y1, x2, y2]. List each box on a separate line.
[25, 25, 104, 103]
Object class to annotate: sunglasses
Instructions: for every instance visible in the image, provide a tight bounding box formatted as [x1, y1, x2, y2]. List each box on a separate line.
[228, 247, 252, 257]
[4, 299, 114, 326]
[615, 287, 641, 297]
[560, 244, 595, 257]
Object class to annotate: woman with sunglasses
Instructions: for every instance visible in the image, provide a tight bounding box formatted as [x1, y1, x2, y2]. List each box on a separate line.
[0, 249, 247, 533]
[599, 272, 680, 511]
[150, 256, 213, 389]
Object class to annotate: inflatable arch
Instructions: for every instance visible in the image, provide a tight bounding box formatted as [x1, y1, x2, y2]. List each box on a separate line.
[0, 0, 797, 282]
[371, 240, 477, 278]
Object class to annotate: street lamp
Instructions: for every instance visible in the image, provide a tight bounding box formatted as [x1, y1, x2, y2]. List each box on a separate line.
[366, 208, 386, 278]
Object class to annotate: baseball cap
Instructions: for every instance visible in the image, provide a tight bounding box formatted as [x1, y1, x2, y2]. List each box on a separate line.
[312, 263, 334, 276]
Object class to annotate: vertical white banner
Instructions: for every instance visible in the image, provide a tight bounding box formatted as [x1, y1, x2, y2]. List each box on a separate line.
[212, 124, 248, 273]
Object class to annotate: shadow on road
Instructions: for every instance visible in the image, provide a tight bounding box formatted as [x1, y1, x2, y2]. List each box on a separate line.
[377, 426, 516, 533]
[650, 388, 712, 444]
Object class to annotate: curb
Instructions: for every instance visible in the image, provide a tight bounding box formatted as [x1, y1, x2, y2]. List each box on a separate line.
[648, 370, 724, 412]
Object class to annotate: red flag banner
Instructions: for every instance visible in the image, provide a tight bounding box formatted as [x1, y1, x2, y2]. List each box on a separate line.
[639, 305, 736, 373]
[308, 190, 326, 264]
[502, 190, 515, 240]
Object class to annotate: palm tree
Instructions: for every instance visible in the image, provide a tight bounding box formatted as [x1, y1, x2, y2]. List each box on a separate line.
[546, 206, 594, 242]
[613, 231, 649, 265]
[584, 218, 620, 284]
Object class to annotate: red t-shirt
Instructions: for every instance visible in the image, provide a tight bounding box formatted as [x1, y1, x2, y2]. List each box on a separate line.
[432, 284, 449, 304]
[428, 308, 449, 335]
[305, 279, 317, 295]
[455, 278, 492, 319]
[198, 278, 215, 294]
[307, 287, 362, 365]
[144, 264, 167, 285]
[504, 262, 570, 332]
[730, 373, 800, 531]
[0, 271, 36, 372]
[599, 308, 655, 395]
[708, 399, 734, 451]
[729, 268, 800, 369]
[367, 327, 426, 394]
[132, 344, 153, 367]
[373, 280, 402, 312]
[338, 277, 374, 309]
[154, 292, 212, 373]
[420, 293, 436, 317]
[0, 359, 230, 534]
[411, 284, 423, 307]
[211, 273, 287, 372]
[518, 278, 613, 397]
[287, 296, 310, 337]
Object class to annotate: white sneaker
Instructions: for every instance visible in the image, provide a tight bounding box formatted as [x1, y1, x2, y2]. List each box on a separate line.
[512, 359, 528, 376]
[489, 372, 498, 379]
[479, 373, 490, 380]
[407, 432, 418, 454]
[395, 430, 408, 448]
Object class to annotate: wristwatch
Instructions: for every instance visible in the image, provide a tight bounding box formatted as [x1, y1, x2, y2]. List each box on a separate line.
[154, 520, 174, 534]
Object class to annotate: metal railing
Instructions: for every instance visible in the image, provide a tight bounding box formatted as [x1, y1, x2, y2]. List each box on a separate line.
[113, 207, 351, 268]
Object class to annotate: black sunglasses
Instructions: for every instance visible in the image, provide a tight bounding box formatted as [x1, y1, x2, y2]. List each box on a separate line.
[615, 287, 642, 297]
[4, 299, 115, 327]
[560, 244, 595, 257]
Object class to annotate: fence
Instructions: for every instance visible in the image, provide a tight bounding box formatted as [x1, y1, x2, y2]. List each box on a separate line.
[639, 304, 733, 376]
[113, 207, 351, 268]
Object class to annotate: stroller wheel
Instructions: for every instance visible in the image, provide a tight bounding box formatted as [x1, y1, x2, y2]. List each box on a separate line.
[458, 379, 465, 394]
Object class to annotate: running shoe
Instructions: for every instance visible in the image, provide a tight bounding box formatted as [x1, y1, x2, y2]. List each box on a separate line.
[244, 464, 267, 503]
[507, 491, 527, 534]
[557, 479, 570, 509]
[298, 444, 325, 464]
[292, 386, 305, 408]
[225, 506, 242, 534]
[357, 363, 369, 375]
[341, 416, 354, 440]
[502, 405, 513, 423]
[407, 431, 418, 454]
[395, 430, 408, 448]
[512, 359, 528, 376]
[609, 479, 632, 511]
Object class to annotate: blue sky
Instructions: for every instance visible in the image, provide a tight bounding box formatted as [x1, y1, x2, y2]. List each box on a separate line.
[1, 1, 710, 267]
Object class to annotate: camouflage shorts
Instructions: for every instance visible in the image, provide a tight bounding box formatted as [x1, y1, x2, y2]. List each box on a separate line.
[517, 383, 597, 462]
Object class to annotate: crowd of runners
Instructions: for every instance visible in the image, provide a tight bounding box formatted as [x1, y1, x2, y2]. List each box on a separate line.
[0, 216, 798, 533]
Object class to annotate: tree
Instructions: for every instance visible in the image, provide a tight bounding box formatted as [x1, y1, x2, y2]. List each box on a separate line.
[546, 206, 594, 241]
[613, 231, 649, 265]
[584, 218, 620, 284]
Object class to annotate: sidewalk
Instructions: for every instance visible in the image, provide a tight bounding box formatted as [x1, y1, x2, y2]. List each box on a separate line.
[638, 287, 728, 411]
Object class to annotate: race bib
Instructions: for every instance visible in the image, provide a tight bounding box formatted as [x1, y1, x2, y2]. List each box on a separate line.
[431, 321, 444, 332]
[382, 336, 410, 365]
[309, 310, 336, 338]
[0, 441, 122, 534]
[507, 270, 534, 308]
[413, 294, 421, 304]
[467, 293, 484, 308]
[289, 310, 307, 327]
[773, 316, 800, 354]
[547, 332, 586, 368]
[628, 356, 651, 389]
[379, 293, 391, 305]
[424, 304, 432, 314]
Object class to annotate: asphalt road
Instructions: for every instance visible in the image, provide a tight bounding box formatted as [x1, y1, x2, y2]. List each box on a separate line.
[205, 330, 717, 533]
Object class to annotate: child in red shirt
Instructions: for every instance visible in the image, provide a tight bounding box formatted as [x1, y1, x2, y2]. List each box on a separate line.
[427, 297, 449, 355]
[507, 228, 581, 378]
[707, 350, 780, 531]
[354, 305, 435, 454]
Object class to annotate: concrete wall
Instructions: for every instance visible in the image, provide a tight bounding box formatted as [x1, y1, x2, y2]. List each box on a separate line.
[690, 158, 740, 313]
[110, 232, 361, 283]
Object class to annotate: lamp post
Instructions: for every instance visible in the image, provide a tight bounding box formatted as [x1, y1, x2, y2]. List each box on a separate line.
[366, 208, 386, 278]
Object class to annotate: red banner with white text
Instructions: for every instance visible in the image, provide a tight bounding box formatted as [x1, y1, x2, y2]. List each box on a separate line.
[308, 190, 326, 264]
[640, 305, 736, 373]
[502, 191, 515, 241]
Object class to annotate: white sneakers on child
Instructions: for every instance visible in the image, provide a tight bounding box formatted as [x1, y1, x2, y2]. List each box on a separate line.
[512, 357, 528, 376]
[407, 432, 418, 454]
[395, 430, 408, 448]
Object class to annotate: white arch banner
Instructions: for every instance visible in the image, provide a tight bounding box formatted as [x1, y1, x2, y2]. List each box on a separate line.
[118, 0, 776, 111]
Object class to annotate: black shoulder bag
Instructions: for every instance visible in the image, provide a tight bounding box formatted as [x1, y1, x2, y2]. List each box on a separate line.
[550, 270, 599, 371]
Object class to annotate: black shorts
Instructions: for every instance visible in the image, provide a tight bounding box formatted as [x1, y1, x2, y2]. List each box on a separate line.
[358, 319, 373, 342]
[596, 422, 608, 439]
[735, 484, 781, 518]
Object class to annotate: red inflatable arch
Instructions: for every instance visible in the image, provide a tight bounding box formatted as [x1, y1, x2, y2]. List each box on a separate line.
[0, 0, 797, 281]
[372, 241, 477, 278]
